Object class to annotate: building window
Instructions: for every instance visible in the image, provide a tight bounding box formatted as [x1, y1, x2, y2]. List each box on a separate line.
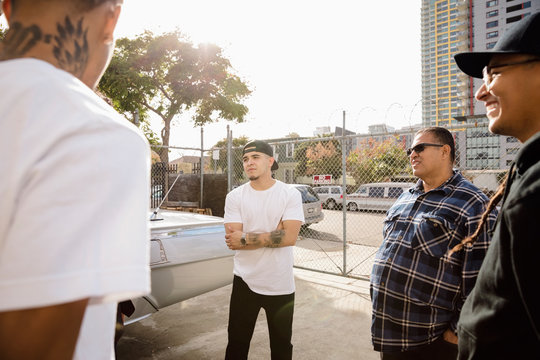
[487, 42, 497, 49]
[286, 143, 294, 158]
[487, 20, 499, 28]
[486, 0, 498, 7]
[487, 9, 499, 17]
[507, 2, 531, 13]
[285, 169, 292, 183]
[487, 30, 499, 38]
[507, 14, 526, 23]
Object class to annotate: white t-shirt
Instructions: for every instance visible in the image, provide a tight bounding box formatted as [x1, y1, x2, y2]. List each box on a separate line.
[0, 59, 151, 359]
[224, 180, 304, 295]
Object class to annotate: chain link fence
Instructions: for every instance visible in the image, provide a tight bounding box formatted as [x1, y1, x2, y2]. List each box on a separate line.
[154, 122, 517, 280]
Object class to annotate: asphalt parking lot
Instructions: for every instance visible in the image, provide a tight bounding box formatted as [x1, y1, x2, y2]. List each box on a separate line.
[116, 268, 379, 360]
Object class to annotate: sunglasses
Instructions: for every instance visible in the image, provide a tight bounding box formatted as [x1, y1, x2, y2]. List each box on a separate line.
[406, 143, 444, 157]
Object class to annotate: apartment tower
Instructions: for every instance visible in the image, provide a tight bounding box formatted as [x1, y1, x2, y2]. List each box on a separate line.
[421, 0, 540, 127]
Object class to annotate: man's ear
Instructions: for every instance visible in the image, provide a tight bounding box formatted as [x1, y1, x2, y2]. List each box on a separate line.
[2, 0, 13, 24]
[102, 3, 122, 45]
[442, 144, 452, 160]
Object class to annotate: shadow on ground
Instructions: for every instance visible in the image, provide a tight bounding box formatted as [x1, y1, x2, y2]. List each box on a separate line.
[116, 269, 378, 360]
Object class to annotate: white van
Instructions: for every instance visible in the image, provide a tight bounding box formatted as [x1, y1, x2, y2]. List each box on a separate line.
[346, 182, 416, 212]
[291, 184, 325, 228]
[312, 185, 344, 210]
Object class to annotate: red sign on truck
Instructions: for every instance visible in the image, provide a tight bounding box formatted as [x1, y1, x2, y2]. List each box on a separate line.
[313, 174, 332, 185]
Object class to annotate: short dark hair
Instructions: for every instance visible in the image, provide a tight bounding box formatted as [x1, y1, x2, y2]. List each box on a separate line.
[73, 0, 123, 12]
[11, 0, 122, 13]
[416, 127, 456, 163]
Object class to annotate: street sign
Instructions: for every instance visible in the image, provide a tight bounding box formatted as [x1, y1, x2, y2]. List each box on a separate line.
[313, 174, 332, 185]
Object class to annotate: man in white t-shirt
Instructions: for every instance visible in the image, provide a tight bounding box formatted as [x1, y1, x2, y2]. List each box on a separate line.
[0, 1, 150, 359]
[224, 140, 304, 360]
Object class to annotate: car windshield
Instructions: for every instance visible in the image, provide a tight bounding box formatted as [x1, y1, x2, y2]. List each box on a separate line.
[295, 186, 320, 203]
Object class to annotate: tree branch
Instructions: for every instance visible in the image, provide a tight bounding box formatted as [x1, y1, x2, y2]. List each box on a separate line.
[141, 99, 166, 121]
[156, 82, 174, 103]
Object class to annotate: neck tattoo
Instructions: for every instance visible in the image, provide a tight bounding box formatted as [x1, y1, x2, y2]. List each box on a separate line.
[1, 16, 89, 78]
[0, 22, 43, 59]
[53, 16, 89, 78]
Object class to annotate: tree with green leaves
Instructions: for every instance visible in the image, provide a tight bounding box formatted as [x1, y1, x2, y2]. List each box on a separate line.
[209, 135, 249, 183]
[0, 24, 7, 40]
[294, 139, 342, 180]
[99, 30, 251, 163]
[346, 138, 411, 187]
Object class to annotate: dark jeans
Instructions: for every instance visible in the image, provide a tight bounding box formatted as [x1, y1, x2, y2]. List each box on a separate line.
[380, 336, 458, 360]
[225, 275, 295, 360]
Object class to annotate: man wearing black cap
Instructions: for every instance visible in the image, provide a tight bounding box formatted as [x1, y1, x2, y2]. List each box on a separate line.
[223, 140, 304, 359]
[453, 11, 540, 359]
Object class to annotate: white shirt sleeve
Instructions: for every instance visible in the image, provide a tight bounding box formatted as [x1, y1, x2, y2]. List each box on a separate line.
[224, 188, 242, 224]
[0, 118, 151, 311]
[283, 187, 305, 223]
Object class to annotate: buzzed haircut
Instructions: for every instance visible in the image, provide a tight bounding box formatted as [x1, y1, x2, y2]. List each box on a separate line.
[416, 126, 456, 163]
[11, 0, 122, 13]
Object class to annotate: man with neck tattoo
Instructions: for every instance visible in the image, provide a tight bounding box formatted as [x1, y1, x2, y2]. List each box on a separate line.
[224, 140, 304, 360]
[0, 1, 150, 359]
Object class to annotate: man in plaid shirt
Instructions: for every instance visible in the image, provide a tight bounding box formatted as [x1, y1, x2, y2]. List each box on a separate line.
[370, 127, 497, 360]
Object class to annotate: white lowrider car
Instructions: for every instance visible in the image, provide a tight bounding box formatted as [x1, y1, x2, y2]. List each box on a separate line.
[126, 210, 234, 324]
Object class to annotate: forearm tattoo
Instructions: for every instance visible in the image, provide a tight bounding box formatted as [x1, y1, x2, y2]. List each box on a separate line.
[245, 230, 285, 248]
[267, 230, 285, 248]
[247, 233, 261, 246]
[1, 17, 89, 78]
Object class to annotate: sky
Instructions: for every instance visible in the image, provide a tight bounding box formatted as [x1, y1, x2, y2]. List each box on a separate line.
[115, 0, 423, 158]
[2, 1, 423, 159]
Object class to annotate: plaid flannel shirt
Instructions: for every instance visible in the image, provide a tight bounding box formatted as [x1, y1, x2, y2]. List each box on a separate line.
[370, 171, 497, 353]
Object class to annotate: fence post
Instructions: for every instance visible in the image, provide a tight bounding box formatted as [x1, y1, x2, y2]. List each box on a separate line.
[342, 110, 347, 276]
[227, 125, 232, 192]
[200, 126, 204, 209]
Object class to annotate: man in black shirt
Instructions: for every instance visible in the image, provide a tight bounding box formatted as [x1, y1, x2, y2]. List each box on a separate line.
[453, 11, 540, 359]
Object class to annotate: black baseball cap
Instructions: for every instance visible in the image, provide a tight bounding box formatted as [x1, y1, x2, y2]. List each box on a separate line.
[454, 11, 540, 78]
[242, 140, 279, 171]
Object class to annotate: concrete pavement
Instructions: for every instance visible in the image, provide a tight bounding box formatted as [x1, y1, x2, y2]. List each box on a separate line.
[116, 268, 379, 360]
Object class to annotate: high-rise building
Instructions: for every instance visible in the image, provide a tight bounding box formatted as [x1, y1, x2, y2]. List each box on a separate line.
[421, 0, 468, 128]
[421, 0, 540, 127]
[421, 0, 539, 170]
[466, 0, 540, 114]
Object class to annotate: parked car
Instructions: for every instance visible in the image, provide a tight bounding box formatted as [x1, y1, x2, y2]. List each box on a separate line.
[312, 185, 345, 210]
[346, 182, 416, 212]
[126, 210, 234, 325]
[151, 184, 163, 200]
[291, 184, 324, 228]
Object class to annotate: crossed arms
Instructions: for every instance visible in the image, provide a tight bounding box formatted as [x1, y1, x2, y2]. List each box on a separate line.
[225, 220, 302, 250]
